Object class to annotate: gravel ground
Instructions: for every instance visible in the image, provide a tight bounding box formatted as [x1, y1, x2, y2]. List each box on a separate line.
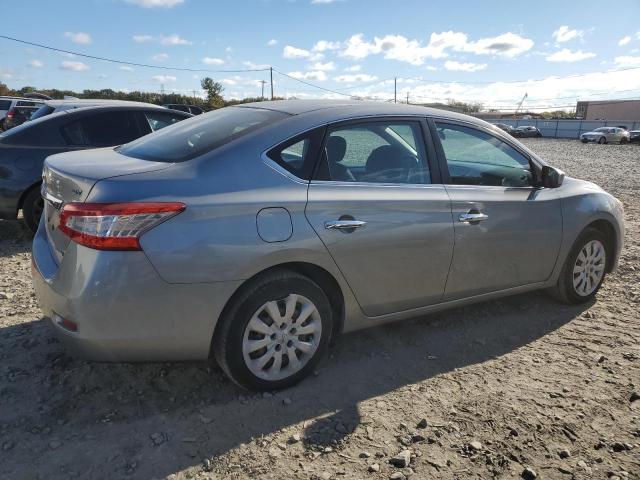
[0, 138, 639, 480]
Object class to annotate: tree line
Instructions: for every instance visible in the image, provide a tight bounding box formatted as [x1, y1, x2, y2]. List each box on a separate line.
[0, 78, 282, 110]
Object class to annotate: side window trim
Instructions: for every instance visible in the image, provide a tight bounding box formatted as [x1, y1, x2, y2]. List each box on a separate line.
[312, 116, 434, 186]
[427, 117, 540, 187]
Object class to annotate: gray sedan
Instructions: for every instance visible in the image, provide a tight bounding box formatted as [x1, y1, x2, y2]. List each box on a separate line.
[580, 127, 630, 144]
[32, 101, 625, 390]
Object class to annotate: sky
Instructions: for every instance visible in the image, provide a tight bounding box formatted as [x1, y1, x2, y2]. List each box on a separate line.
[1, 0, 640, 110]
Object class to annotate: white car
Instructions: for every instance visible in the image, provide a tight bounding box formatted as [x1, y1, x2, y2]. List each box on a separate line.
[0, 96, 44, 129]
[30, 99, 161, 121]
[580, 127, 630, 144]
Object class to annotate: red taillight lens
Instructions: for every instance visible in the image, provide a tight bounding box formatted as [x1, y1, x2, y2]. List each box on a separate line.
[6, 110, 14, 119]
[59, 202, 185, 251]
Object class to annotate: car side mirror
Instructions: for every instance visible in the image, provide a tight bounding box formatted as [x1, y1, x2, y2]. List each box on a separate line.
[541, 165, 564, 188]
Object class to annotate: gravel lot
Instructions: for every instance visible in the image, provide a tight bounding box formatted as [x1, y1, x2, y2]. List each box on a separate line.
[1, 139, 639, 480]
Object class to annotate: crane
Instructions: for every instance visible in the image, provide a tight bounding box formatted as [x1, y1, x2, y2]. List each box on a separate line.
[514, 92, 528, 117]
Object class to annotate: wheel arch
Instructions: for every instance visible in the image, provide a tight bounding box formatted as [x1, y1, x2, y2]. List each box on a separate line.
[16, 180, 42, 213]
[582, 219, 617, 272]
[210, 261, 346, 356]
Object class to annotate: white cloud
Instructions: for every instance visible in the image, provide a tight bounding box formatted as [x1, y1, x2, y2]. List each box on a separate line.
[426, 65, 438, 71]
[60, 61, 89, 72]
[618, 36, 632, 46]
[339, 31, 533, 65]
[312, 40, 341, 52]
[64, 32, 92, 45]
[444, 60, 487, 72]
[546, 48, 596, 62]
[288, 70, 328, 81]
[160, 34, 192, 46]
[552, 26, 583, 43]
[614, 55, 640, 67]
[125, 0, 184, 7]
[243, 60, 270, 69]
[225, 46, 232, 53]
[310, 61, 336, 71]
[344, 64, 361, 72]
[334, 73, 377, 82]
[119, 65, 134, 71]
[283, 45, 314, 59]
[28, 60, 43, 68]
[202, 57, 224, 65]
[152, 75, 177, 83]
[133, 34, 154, 43]
[152, 53, 169, 61]
[311, 0, 341, 3]
[267, 39, 278, 47]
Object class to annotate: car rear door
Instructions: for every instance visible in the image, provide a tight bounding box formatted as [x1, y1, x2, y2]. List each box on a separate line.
[430, 118, 562, 301]
[305, 117, 454, 317]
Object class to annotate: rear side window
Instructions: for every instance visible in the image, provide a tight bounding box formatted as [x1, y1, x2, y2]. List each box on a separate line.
[16, 101, 37, 107]
[119, 107, 288, 162]
[0, 100, 13, 110]
[144, 111, 186, 131]
[61, 111, 142, 147]
[267, 128, 324, 180]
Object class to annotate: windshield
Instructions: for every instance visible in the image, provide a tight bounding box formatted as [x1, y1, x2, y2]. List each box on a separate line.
[118, 106, 288, 162]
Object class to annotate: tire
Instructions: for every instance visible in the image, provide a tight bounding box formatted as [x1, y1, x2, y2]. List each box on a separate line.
[22, 187, 44, 234]
[213, 269, 333, 390]
[549, 227, 609, 304]
[598, 137, 606, 144]
[620, 137, 628, 144]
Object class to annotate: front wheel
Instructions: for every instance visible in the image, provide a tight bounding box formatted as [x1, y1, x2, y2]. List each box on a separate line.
[549, 228, 608, 304]
[598, 136, 607, 144]
[213, 270, 333, 390]
[22, 187, 44, 234]
[620, 137, 628, 144]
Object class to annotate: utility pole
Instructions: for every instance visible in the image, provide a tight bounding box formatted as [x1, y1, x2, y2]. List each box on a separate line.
[406, 92, 409, 104]
[260, 80, 267, 100]
[270, 67, 274, 100]
[160, 84, 165, 95]
[394, 77, 397, 103]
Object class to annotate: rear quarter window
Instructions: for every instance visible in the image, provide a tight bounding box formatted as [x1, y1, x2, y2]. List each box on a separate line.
[0, 100, 12, 111]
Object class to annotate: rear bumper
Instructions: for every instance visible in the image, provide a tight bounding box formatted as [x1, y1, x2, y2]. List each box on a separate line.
[31, 220, 242, 361]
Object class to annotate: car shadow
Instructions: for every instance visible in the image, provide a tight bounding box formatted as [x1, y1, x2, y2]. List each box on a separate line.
[0, 290, 591, 479]
[0, 220, 32, 257]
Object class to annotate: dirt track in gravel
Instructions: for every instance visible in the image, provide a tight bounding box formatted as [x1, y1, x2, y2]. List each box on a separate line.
[0, 138, 638, 480]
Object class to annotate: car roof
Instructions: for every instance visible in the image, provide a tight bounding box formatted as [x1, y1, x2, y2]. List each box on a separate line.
[44, 99, 159, 108]
[235, 99, 485, 125]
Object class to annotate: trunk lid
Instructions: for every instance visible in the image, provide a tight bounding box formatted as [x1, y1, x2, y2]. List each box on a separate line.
[42, 147, 174, 263]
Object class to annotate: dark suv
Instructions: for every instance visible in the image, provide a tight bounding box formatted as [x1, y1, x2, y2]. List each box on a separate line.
[0, 105, 191, 232]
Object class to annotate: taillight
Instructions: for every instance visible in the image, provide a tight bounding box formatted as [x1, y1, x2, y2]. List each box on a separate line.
[6, 109, 14, 119]
[59, 202, 185, 251]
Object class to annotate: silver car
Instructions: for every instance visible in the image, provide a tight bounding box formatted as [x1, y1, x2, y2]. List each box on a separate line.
[32, 101, 625, 390]
[580, 127, 630, 144]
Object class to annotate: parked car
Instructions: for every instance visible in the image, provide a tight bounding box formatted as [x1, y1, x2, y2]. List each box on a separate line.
[512, 126, 542, 138]
[29, 99, 161, 122]
[580, 127, 630, 144]
[31, 100, 624, 391]
[629, 130, 640, 143]
[492, 123, 514, 134]
[163, 104, 205, 115]
[1, 106, 40, 130]
[0, 96, 44, 130]
[0, 104, 191, 232]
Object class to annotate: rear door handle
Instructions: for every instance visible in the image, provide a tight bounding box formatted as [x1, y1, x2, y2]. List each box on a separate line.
[324, 220, 367, 230]
[458, 212, 488, 223]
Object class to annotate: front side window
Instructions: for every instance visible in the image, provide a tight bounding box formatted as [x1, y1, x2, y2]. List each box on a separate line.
[435, 122, 533, 187]
[61, 111, 141, 146]
[119, 106, 287, 163]
[315, 121, 430, 184]
[144, 111, 186, 132]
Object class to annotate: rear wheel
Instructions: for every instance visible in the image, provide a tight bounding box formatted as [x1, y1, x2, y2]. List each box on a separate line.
[620, 137, 628, 144]
[22, 187, 44, 234]
[598, 136, 607, 144]
[549, 228, 608, 304]
[213, 270, 332, 390]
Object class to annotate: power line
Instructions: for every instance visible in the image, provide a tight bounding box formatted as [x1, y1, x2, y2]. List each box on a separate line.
[0, 35, 269, 73]
[272, 68, 353, 97]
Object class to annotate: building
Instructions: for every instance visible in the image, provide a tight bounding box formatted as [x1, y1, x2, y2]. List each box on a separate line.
[576, 99, 640, 121]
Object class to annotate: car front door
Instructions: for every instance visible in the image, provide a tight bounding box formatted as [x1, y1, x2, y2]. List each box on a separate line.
[431, 119, 563, 301]
[305, 118, 454, 317]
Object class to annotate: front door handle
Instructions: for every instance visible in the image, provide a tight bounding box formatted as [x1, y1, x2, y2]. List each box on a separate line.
[459, 212, 489, 223]
[324, 220, 367, 230]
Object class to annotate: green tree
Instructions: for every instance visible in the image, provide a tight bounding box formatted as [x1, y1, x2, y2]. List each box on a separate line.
[200, 77, 224, 108]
